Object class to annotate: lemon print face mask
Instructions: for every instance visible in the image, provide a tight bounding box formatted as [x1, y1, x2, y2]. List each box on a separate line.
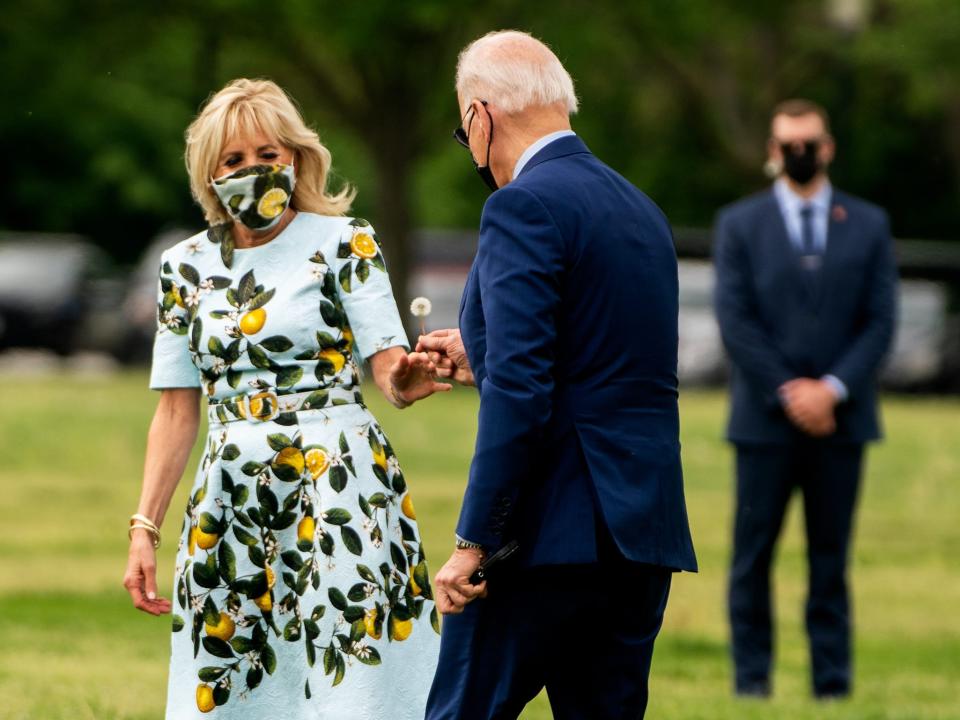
[211, 162, 296, 230]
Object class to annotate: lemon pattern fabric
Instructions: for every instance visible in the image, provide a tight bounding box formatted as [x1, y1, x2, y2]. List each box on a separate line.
[150, 212, 440, 719]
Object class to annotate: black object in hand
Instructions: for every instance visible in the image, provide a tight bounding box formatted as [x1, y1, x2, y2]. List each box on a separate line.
[469, 540, 519, 585]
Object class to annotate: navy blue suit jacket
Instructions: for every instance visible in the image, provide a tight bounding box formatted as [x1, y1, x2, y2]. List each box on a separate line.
[456, 135, 697, 572]
[713, 188, 898, 445]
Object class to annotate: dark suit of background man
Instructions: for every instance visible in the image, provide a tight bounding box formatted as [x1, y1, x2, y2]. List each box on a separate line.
[419, 30, 697, 720]
[713, 99, 898, 699]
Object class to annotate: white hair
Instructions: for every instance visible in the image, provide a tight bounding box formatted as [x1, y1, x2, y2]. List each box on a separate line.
[456, 30, 579, 115]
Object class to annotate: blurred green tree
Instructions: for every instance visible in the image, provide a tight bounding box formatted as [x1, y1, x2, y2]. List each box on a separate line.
[1, 0, 957, 303]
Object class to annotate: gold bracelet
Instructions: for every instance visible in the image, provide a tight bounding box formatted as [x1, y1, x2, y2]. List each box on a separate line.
[129, 523, 161, 549]
[130, 513, 160, 532]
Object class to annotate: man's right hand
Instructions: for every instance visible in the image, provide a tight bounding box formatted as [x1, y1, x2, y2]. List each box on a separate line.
[416, 329, 475, 387]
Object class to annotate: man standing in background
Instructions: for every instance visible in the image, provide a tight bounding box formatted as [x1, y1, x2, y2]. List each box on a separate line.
[713, 99, 898, 699]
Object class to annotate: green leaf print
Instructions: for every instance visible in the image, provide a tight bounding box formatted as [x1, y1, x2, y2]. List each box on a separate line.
[357, 260, 370, 283]
[179, 263, 201, 286]
[247, 288, 276, 310]
[231, 485, 249, 508]
[262, 644, 277, 674]
[241, 461, 267, 476]
[341, 526, 363, 556]
[213, 683, 230, 706]
[233, 525, 258, 546]
[193, 556, 220, 589]
[281, 550, 305, 571]
[357, 647, 382, 666]
[227, 367, 242, 389]
[347, 584, 368, 602]
[349, 218, 371, 227]
[199, 512, 222, 534]
[329, 465, 347, 492]
[275, 365, 304, 387]
[248, 545, 267, 569]
[198, 666, 227, 682]
[207, 336, 226, 357]
[323, 508, 352, 525]
[260, 335, 293, 352]
[338, 263, 352, 293]
[247, 665, 263, 689]
[283, 618, 302, 641]
[328, 588, 348, 611]
[266, 433, 293, 451]
[248, 344, 272, 370]
[202, 636, 235, 659]
[222, 444, 241, 461]
[356, 565, 379, 584]
[218, 542, 237, 583]
[172, 615, 185, 632]
[238, 270, 256, 304]
[190, 317, 203, 353]
[203, 596, 220, 626]
[208, 276, 232, 290]
[230, 636, 256, 653]
[333, 653, 346, 686]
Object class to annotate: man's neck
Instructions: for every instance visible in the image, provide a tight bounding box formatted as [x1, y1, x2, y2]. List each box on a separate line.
[784, 173, 830, 200]
[493, 114, 571, 186]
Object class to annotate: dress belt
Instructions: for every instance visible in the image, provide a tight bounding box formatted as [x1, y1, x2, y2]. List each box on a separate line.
[207, 385, 363, 425]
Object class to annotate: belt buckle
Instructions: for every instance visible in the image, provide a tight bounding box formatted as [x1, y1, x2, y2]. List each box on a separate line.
[244, 390, 279, 422]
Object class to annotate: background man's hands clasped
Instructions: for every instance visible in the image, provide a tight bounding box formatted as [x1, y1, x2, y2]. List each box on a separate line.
[779, 378, 839, 437]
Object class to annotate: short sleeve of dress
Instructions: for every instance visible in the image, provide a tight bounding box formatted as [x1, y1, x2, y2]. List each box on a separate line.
[149, 250, 201, 389]
[333, 220, 409, 360]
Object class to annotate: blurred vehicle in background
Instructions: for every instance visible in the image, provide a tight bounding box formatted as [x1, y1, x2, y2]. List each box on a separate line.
[0, 234, 126, 357]
[119, 229, 192, 364]
[881, 280, 950, 390]
[677, 261, 727, 385]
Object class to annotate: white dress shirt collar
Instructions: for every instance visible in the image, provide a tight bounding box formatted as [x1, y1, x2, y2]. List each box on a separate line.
[512, 130, 577, 180]
[774, 176, 832, 215]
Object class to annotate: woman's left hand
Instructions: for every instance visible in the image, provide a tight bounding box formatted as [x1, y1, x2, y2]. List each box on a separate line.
[388, 351, 452, 407]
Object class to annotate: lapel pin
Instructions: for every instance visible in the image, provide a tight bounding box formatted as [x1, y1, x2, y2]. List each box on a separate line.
[831, 204, 848, 223]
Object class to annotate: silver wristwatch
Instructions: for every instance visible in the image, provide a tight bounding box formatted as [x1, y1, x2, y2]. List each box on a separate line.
[455, 535, 484, 551]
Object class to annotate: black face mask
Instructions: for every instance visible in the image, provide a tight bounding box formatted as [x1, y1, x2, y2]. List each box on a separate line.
[780, 141, 821, 185]
[454, 101, 498, 193]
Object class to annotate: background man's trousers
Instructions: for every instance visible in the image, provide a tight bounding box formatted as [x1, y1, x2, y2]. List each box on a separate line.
[728, 441, 864, 697]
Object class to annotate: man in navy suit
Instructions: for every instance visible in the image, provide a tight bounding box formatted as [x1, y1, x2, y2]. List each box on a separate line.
[713, 99, 898, 699]
[417, 30, 696, 720]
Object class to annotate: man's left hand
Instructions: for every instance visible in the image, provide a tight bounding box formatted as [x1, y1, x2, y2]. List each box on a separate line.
[434, 548, 487, 615]
[780, 378, 838, 437]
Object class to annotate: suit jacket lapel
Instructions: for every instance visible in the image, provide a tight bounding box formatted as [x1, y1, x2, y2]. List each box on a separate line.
[815, 191, 849, 309]
[762, 192, 812, 297]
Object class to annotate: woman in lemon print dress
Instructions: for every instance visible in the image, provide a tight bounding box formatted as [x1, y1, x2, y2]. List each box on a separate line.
[122, 78, 447, 719]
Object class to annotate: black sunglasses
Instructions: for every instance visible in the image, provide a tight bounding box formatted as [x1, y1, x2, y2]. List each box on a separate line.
[453, 100, 491, 148]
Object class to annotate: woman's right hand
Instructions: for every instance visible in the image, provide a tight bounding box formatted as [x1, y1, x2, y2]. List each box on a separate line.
[124, 532, 172, 616]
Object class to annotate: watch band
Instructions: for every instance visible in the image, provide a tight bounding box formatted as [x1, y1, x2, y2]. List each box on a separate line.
[455, 535, 484, 551]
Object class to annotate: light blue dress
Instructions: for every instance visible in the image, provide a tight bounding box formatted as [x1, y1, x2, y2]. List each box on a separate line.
[150, 212, 440, 719]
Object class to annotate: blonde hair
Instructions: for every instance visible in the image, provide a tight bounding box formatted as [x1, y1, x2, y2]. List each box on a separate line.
[185, 78, 354, 225]
[456, 30, 578, 115]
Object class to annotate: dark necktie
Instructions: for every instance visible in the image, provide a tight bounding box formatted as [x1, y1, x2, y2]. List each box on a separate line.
[799, 205, 821, 272]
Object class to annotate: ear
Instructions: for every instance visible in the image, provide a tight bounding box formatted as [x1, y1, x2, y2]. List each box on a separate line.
[472, 100, 492, 141]
[767, 137, 783, 162]
[820, 136, 836, 165]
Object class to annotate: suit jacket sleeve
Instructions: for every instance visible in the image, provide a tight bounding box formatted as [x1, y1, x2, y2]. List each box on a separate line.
[827, 212, 898, 396]
[456, 186, 564, 549]
[713, 209, 795, 405]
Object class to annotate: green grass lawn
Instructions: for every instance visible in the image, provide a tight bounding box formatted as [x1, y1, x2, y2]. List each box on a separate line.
[0, 372, 958, 719]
